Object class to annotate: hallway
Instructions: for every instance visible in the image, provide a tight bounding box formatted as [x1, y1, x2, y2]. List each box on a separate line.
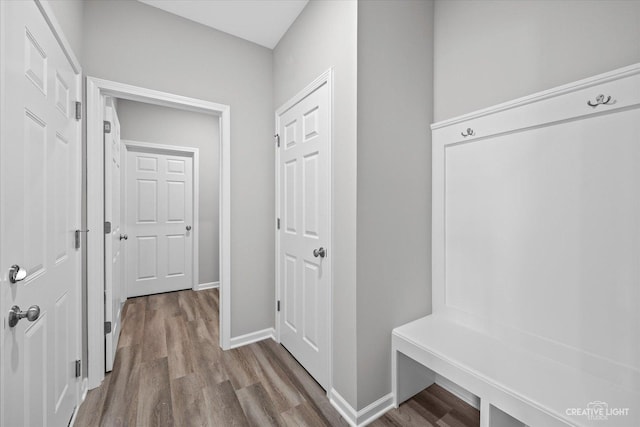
[75, 289, 479, 426]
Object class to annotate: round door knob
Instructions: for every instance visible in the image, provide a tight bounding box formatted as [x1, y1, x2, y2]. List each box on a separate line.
[119, 234, 128, 240]
[8, 305, 40, 328]
[9, 264, 27, 283]
[313, 247, 326, 258]
[186, 225, 192, 231]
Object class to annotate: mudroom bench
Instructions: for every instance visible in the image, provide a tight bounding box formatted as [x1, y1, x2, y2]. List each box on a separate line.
[390, 63, 640, 427]
[391, 314, 638, 427]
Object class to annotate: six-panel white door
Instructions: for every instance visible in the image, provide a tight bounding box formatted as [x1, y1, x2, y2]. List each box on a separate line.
[1, 1, 80, 425]
[277, 81, 330, 390]
[126, 148, 194, 297]
[104, 100, 124, 372]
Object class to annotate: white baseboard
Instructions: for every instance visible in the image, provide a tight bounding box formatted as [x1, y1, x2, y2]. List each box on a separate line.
[228, 327, 275, 349]
[195, 281, 219, 291]
[329, 389, 394, 427]
[435, 374, 480, 409]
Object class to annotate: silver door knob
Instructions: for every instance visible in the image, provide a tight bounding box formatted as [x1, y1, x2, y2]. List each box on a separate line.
[313, 247, 326, 258]
[119, 234, 128, 240]
[9, 265, 27, 283]
[8, 305, 40, 327]
[186, 225, 192, 231]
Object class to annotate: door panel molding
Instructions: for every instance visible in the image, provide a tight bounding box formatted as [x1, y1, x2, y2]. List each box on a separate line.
[86, 78, 231, 390]
[275, 68, 333, 394]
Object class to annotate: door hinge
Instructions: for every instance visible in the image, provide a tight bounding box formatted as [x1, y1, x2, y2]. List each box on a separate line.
[104, 321, 112, 334]
[277, 300, 281, 312]
[75, 102, 82, 120]
[75, 360, 81, 378]
[103, 120, 112, 134]
[104, 221, 111, 234]
[274, 133, 280, 148]
[277, 218, 280, 230]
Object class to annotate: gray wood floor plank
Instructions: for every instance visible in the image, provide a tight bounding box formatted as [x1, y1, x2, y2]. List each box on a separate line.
[99, 344, 142, 426]
[136, 357, 174, 427]
[165, 314, 196, 379]
[142, 308, 168, 361]
[170, 373, 209, 427]
[280, 401, 330, 427]
[236, 383, 284, 427]
[202, 380, 251, 427]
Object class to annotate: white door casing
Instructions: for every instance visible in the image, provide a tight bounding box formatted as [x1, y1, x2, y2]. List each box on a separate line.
[276, 71, 332, 391]
[1, 1, 81, 425]
[86, 78, 229, 389]
[125, 143, 196, 297]
[104, 99, 124, 372]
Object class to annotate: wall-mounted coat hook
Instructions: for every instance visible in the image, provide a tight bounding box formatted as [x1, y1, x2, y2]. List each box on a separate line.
[587, 94, 615, 107]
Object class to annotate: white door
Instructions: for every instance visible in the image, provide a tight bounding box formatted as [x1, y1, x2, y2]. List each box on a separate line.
[277, 80, 331, 390]
[1, 1, 81, 426]
[126, 147, 194, 297]
[104, 100, 124, 372]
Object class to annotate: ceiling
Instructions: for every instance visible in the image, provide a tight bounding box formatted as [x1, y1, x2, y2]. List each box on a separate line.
[138, 0, 309, 49]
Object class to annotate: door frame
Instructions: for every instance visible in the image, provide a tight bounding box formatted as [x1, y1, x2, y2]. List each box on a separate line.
[0, 0, 84, 421]
[274, 68, 334, 394]
[122, 139, 200, 294]
[86, 77, 231, 389]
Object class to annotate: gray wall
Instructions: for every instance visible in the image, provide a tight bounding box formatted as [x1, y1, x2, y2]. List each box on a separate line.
[117, 100, 220, 286]
[47, 0, 84, 61]
[434, 0, 640, 121]
[83, 0, 274, 337]
[274, 0, 359, 406]
[356, 0, 434, 409]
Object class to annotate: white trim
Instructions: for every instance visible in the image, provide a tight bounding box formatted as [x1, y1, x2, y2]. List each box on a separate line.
[228, 328, 275, 349]
[435, 374, 480, 409]
[274, 68, 334, 394]
[122, 139, 200, 293]
[329, 389, 394, 427]
[87, 77, 232, 389]
[431, 62, 640, 129]
[196, 281, 219, 290]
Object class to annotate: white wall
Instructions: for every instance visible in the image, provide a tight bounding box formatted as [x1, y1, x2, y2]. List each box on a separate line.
[83, 0, 274, 337]
[274, 0, 359, 406]
[356, 0, 434, 409]
[117, 100, 220, 286]
[434, 0, 640, 121]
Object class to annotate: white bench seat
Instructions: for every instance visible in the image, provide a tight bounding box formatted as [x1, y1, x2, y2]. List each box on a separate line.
[392, 315, 639, 427]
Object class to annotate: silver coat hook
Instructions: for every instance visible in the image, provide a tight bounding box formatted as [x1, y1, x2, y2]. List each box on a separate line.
[587, 94, 614, 107]
[461, 128, 475, 137]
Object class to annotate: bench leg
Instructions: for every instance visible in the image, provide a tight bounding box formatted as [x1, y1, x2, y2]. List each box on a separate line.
[393, 349, 435, 407]
[480, 398, 491, 427]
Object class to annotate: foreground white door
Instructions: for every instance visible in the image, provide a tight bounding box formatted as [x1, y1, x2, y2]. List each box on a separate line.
[1, 1, 81, 425]
[104, 100, 124, 372]
[277, 78, 331, 390]
[126, 146, 194, 297]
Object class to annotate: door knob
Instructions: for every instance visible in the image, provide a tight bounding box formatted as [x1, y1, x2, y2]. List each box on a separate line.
[313, 247, 326, 258]
[119, 234, 128, 240]
[186, 225, 192, 231]
[9, 265, 27, 283]
[8, 305, 40, 327]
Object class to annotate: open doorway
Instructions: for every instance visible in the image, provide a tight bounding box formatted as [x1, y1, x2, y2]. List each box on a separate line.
[86, 78, 231, 389]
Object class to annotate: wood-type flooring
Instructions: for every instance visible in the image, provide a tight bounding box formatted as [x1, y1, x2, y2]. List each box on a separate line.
[75, 289, 480, 426]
